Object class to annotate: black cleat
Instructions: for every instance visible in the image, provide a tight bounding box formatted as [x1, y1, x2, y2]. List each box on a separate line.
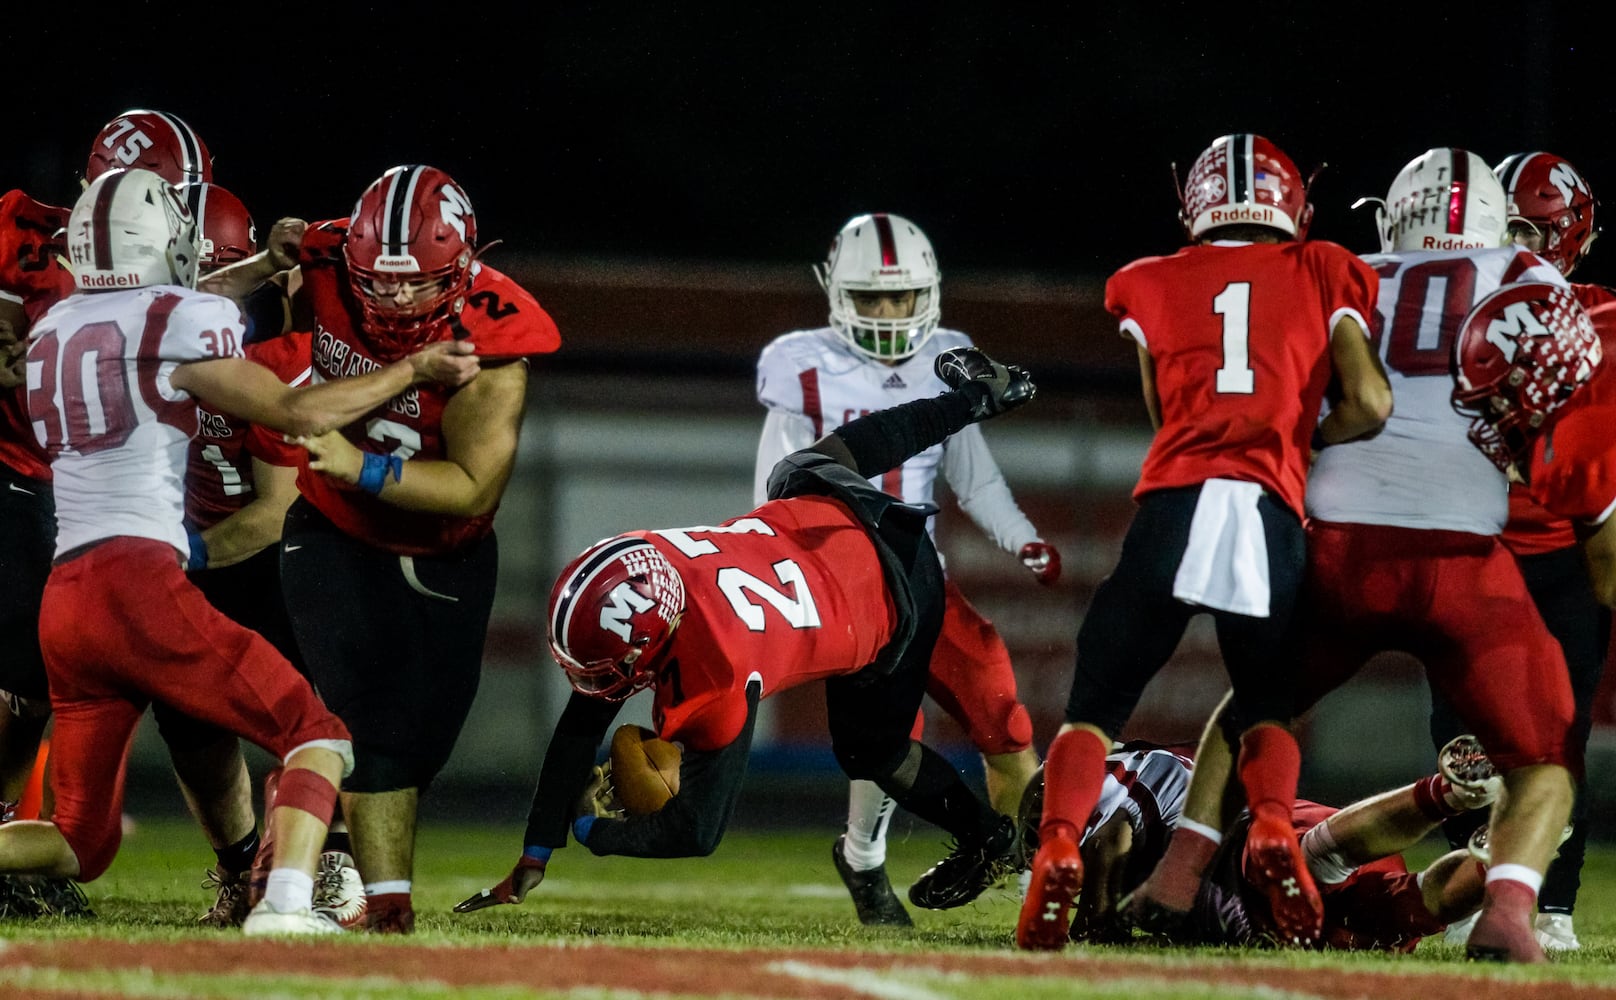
[831, 835, 912, 927]
[908, 816, 1019, 910]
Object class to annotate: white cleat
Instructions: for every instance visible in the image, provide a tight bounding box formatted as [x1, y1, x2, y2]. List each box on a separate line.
[243, 901, 344, 936]
[1437, 735, 1502, 811]
[313, 851, 367, 929]
[1443, 909, 1477, 945]
[1534, 912, 1581, 951]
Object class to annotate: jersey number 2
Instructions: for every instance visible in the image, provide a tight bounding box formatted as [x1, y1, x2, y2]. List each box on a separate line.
[1213, 282, 1255, 394]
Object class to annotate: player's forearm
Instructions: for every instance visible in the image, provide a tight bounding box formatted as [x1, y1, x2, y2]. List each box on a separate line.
[278, 361, 418, 438]
[581, 728, 753, 858]
[522, 692, 620, 850]
[1317, 393, 1391, 445]
[197, 500, 289, 568]
[366, 457, 513, 518]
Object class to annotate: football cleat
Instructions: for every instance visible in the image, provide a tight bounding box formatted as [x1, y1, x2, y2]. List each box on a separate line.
[313, 850, 367, 929]
[1534, 912, 1580, 951]
[1015, 830, 1082, 951]
[1242, 813, 1324, 945]
[1467, 822, 1574, 867]
[242, 901, 344, 935]
[1438, 735, 1502, 811]
[198, 867, 252, 928]
[1466, 904, 1548, 963]
[908, 816, 1019, 910]
[831, 835, 911, 928]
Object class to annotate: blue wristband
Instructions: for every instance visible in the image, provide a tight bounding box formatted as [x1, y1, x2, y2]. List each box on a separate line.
[572, 815, 596, 844]
[522, 845, 553, 863]
[357, 452, 404, 495]
[185, 531, 208, 571]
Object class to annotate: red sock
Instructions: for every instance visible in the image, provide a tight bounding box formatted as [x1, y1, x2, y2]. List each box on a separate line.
[1482, 877, 1537, 920]
[1238, 723, 1300, 821]
[1148, 825, 1222, 911]
[1411, 774, 1460, 822]
[1038, 729, 1110, 843]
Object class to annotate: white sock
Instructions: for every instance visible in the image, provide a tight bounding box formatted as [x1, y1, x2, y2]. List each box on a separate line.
[364, 879, 412, 897]
[842, 781, 896, 871]
[1486, 864, 1544, 895]
[263, 868, 315, 912]
[1300, 818, 1355, 885]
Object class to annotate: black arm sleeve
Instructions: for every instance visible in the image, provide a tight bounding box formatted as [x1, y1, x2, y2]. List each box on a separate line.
[521, 691, 622, 849]
[240, 281, 290, 345]
[827, 388, 982, 479]
[581, 680, 762, 858]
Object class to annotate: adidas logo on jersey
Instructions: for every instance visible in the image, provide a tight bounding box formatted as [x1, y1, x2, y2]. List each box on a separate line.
[883, 373, 906, 390]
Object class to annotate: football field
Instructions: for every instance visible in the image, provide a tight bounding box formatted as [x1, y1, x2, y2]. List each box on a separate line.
[3, 818, 1616, 998]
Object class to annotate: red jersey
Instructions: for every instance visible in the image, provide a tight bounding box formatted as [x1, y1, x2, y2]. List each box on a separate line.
[291, 220, 561, 555]
[1505, 283, 1616, 554]
[184, 331, 312, 530]
[0, 189, 74, 480]
[1526, 361, 1616, 531]
[1105, 240, 1377, 517]
[638, 494, 899, 752]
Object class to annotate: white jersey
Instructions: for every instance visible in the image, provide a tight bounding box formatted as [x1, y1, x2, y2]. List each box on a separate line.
[1083, 745, 1192, 846]
[753, 326, 1040, 553]
[1306, 247, 1566, 534]
[26, 286, 245, 557]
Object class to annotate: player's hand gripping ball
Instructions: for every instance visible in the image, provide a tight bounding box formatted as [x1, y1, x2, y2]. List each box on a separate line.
[609, 724, 682, 814]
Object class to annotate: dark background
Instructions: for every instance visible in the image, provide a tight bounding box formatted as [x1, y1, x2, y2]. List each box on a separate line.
[12, 4, 1614, 287]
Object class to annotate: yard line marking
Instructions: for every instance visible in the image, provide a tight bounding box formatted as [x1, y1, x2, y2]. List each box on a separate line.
[768, 961, 949, 1000]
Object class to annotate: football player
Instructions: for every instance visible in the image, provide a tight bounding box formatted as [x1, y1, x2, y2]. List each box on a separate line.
[1150, 150, 1580, 964]
[1433, 153, 1608, 952]
[2, 167, 480, 934]
[455, 349, 1034, 919]
[1018, 134, 1392, 951]
[1018, 722, 1499, 951]
[277, 164, 561, 933]
[753, 212, 1052, 927]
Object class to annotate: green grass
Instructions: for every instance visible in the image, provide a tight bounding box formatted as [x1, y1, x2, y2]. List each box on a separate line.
[4, 818, 1616, 998]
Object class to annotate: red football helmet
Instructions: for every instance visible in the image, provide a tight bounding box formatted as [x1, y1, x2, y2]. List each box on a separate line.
[179, 183, 256, 274]
[1179, 133, 1313, 240]
[1452, 281, 1603, 472]
[344, 164, 478, 357]
[548, 535, 686, 702]
[1494, 152, 1598, 277]
[86, 109, 213, 187]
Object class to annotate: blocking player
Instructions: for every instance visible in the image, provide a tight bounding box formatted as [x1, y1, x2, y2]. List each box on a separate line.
[1432, 151, 1609, 952]
[754, 212, 1053, 926]
[3, 167, 480, 934]
[277, 164, 562, 933]
[1152, 150, 1581, 965]
[455, 349, 1035, 918]
[1018, 133, 1392, 951]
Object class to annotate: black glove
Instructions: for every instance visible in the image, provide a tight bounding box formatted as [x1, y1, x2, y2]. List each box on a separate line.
[934, 347, 1037, 420]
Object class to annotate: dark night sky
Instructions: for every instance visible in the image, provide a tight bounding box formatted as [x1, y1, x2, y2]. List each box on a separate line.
[14, 3, 1615, 284]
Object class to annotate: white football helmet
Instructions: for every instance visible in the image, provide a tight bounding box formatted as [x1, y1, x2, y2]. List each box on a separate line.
[1367, 148, 1510, 253]
[814, 213, 941, 361]
[68, 167, 200, 291]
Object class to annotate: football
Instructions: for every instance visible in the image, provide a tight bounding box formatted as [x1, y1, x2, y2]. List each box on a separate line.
[609, 724, 682, 814]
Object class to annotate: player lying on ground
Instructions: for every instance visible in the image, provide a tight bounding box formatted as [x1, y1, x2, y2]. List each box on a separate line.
[1019, 724, 1502, 950]
[456, 349, 1036, 917]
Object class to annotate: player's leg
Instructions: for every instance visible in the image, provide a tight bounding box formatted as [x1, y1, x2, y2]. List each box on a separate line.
[0, 467, 57, 820]
[924, 582, 1039, 819]
[1424, 542, 1576, 963]
[1019, 489, 1200, 950]
[1515, 544, 1608, 950]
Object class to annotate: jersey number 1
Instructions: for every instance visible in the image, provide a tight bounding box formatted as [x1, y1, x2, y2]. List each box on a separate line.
[1213, 282, 1255, 394]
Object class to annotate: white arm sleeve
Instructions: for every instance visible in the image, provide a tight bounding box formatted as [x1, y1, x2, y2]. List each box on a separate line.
[753, 407, 818, 505]
[941, 424, 1040, 553]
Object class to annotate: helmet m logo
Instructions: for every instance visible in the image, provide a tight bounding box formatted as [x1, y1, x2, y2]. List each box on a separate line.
[1484, 300, 1549, 362]
[1548, 163, 1590, 205]
[599, 582, 655, 641]
[439, 184, 472, 241]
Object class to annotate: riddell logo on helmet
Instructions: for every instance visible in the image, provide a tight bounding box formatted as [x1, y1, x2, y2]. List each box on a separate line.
[372, 254, 423, 272]
[1208, 206, 1280, 226]
[1422, 235, 1488, 250]
[79, 271, 144, 288]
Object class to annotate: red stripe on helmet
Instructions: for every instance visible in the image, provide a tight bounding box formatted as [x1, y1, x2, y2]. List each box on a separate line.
[91, 170, 128, 272]
[872, 214, 898, 267]
[1448, 150, 1470, 235]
